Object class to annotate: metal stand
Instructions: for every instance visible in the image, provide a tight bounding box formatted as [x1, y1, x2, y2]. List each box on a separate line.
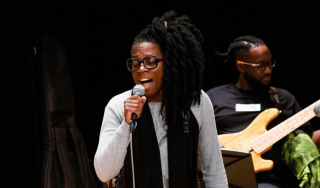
[129, 121, 137, 188]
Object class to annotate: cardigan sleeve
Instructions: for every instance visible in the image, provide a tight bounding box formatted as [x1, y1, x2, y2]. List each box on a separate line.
[197, 91, 229, 188]
[94, 91, 131, 182]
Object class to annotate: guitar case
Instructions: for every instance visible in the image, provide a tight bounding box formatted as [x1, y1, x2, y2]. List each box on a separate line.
[35, 36, 98, 188]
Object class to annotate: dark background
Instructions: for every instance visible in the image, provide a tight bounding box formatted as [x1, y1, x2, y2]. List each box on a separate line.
[2, 1, 319, 187]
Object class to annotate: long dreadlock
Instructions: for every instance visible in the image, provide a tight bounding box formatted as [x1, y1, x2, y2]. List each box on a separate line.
[132, 10, 205, 130]
[217, 35, 265, 64]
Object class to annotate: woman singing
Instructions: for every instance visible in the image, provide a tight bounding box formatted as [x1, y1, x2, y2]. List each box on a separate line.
[94, 11, 227, 188]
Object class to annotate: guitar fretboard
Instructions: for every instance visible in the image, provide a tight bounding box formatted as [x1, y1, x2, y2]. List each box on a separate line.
[251, 100, 320, 154]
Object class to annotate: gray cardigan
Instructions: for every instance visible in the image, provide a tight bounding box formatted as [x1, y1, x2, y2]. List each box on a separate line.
[94, 90, 228, 188]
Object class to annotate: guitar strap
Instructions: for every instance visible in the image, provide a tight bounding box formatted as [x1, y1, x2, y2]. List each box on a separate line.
[269, 86, 282, 112]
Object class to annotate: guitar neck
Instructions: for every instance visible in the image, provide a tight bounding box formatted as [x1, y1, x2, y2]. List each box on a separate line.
[251, 100, 320, 154]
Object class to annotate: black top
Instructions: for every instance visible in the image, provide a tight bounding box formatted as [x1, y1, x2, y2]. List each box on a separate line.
[117, 102, 199, 188]
[206, 83, 313, 187]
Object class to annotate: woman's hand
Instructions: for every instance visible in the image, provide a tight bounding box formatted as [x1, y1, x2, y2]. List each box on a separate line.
[124, 95, 147, 124]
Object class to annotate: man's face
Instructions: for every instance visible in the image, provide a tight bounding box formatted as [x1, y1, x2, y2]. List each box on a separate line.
[238, 45, 273, 91]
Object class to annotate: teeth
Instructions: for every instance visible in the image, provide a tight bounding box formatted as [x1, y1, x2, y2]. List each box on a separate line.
[140, 79, 150, 82]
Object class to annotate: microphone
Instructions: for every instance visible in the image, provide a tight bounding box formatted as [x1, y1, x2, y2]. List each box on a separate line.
[130, 85, 145, 132]
[314, 104, 320, 117]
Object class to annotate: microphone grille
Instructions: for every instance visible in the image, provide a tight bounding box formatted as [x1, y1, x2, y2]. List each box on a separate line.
[132, 85, 145, 96]
[314, 104, 320, 117]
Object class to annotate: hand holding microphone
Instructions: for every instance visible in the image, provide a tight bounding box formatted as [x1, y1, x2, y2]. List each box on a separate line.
[124, 85, 146, 125]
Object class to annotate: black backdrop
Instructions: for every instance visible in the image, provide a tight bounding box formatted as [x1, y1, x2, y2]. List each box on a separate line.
[2, 1, 319, 187]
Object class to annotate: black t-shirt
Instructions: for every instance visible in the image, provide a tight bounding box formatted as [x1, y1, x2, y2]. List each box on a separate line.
[206, 83, 313, 187]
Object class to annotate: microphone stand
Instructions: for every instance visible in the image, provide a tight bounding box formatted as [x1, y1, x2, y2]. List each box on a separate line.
[129, 120, 137, 188]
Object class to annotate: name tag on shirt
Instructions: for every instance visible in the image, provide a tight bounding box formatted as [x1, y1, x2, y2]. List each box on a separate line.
[235, 104, 261, 112]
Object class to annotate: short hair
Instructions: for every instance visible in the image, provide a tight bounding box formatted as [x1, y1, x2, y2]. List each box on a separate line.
[217, 35, 266, 64]
[132, 10, 205, 128]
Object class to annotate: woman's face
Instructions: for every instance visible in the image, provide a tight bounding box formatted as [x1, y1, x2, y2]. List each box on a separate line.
[131, 42, 164, 102]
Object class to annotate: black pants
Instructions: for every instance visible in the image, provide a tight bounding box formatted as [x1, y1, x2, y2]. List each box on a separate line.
[258, 182, 282, 188]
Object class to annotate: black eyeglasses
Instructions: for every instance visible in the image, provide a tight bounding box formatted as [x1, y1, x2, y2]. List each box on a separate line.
[236, 59, 276, 71]
[126, 55, 164, 72]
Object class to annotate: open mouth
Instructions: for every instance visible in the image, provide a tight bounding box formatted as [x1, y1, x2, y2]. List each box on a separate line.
[140, 79, 153, 85]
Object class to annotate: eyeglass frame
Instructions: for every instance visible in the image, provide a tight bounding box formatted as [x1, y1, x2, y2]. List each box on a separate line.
[236, 59, 276, 71]
[126, 55, 164, 72]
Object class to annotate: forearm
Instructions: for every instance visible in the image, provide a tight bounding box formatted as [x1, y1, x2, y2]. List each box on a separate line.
[199, 130, 228, 188]
[312, 129, 320, 150]
[94, 121, 130, 182]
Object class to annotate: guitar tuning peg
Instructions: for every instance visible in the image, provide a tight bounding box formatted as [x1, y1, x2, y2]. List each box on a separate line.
[314, 104, 320, 117]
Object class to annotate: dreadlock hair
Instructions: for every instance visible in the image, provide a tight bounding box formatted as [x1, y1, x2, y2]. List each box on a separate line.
[217, 35, 266, 64]
[132, 10, 205, 130]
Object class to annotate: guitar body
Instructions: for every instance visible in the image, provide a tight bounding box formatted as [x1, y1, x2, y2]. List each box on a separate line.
[218, 108, 280, 173]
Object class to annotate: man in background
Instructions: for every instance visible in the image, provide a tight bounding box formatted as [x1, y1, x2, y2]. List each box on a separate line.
[207, 35, 320, 188]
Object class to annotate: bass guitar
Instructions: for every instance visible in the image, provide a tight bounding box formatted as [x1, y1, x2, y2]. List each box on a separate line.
[218, 100, 320, 173]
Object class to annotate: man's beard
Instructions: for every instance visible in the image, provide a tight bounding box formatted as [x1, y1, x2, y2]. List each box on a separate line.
[244, 72, 272, 93]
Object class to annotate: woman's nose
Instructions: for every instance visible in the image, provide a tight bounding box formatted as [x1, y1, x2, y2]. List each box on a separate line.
[137, 62, 146, 72]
